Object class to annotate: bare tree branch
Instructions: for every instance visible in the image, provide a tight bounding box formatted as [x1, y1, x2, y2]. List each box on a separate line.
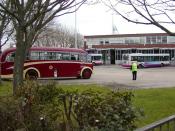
[35, 23, 83, 48]
[102, 0, 175, 36]
[0, 0, 88, 93]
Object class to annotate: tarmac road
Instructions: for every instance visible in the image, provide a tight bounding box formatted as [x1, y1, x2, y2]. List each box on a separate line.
[57, 65, 175, 89]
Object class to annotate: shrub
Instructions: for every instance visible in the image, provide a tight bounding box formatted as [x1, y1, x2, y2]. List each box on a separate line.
[73, 89, 140, 131]
[0, 81, 141, 131]
[0, 96, 23, 130]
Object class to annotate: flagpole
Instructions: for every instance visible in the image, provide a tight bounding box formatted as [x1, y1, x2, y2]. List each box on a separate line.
[112, 14, 119, 34]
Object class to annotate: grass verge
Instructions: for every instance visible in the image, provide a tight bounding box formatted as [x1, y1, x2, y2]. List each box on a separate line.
[1, 81, 175, 128]
[133, 87, 175, 127]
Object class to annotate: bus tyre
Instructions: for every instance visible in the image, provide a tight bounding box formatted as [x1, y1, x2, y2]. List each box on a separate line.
[82, 69, 92, 79]
[138, 64, 144, 69]
[25, 70, 38, 80]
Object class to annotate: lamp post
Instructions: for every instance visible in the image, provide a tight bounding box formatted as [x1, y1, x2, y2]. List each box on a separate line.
[75, 0, 78, 48]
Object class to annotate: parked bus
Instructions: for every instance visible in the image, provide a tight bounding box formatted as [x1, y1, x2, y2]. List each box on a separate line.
[0, 47, 93, 79]
[88, 54, 103, 65]
[122, 53, 170, 68]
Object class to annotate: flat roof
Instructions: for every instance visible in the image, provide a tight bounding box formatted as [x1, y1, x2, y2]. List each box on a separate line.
[92, 44, 175, 49]
[84, 33, 169, 39]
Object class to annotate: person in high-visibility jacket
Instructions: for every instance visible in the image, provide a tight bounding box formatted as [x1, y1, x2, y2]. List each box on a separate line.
[131, 62, 138, 80]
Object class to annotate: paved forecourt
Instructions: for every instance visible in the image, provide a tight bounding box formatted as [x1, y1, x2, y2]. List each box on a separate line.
[57, 65, 175, 89]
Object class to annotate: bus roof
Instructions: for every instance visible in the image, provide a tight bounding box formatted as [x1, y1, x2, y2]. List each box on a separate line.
[2, 47, 87, 54]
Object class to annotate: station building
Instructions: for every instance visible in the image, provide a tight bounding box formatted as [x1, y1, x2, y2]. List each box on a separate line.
[84, 33, 175, 64]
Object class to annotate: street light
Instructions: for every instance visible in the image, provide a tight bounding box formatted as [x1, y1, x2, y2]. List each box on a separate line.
[75, 0, 78, 48]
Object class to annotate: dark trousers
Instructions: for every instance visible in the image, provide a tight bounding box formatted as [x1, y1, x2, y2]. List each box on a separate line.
[132, 71, 137, 80]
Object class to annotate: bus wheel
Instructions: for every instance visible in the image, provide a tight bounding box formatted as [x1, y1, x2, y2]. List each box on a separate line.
[138, 64, 144, 69]
[82, 69, 92, 79]
[25, 70, 38, 80]
[92, 62, 96, 66]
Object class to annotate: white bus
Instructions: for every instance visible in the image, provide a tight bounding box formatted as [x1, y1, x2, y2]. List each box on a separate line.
[88, 54, 103, 65]
[122, 53, 170, 68]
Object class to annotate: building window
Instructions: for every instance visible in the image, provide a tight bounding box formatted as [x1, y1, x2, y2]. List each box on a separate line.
[100, 41, 104, 44]
[125, 39, 130, 44]
[162, 36, 167, 43]
[152, 36, 156, 44]
[157, 36, 161, 43]
[146, 36, 151, 44]
[105, 41, 109, 44]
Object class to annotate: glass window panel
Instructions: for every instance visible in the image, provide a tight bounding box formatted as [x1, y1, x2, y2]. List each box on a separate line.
[162, 36, 167, 43]
[154, 56, 159, 61]
[151, 36, 156, 44]
[46, 52, 56, 60]
[30, 51, 39, 60]
[71, 54, 79, 61]
[157, 36, 161, 43]
[39, 52, 46, 60]
[6, 52, 15, 62]
[56, 52, 62, 60]
[79, 53, 87, 62]
[146, 36, 151, 44]
[123, 54, 129, 60]
[131, 56, 137, 61]
[138, 56, 143, 62]
[62, 53, 70, 60]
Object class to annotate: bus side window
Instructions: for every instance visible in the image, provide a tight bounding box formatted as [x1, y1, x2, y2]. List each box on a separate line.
[71, 54, 79, 61]
[46, 52, 56, 60]
[71, 54, 76, 60]
[76, 54, 80, 60]
[62, 53, 70, 60]
[39, 52, 46, 60]
[87, 55, 91, 62]
[163, 56, 169, 61]
[30, 51, 40, 60]
[6, 52, 15, 62]
[55, 52, 62, 60]
[79, 53, 87, 62]
[131, 56, 137, 61]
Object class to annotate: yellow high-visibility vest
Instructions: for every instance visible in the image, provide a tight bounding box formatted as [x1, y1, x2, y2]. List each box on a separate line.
[132, 63, 137, 72]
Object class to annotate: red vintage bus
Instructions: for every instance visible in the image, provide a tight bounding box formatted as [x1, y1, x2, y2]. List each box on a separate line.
[0, 47, 93, 79]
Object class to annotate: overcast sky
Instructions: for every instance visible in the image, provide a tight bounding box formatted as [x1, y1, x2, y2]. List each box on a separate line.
[58, 3, 164, 36]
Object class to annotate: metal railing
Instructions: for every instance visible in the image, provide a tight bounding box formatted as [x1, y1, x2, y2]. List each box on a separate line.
[135, 115, 175, 131]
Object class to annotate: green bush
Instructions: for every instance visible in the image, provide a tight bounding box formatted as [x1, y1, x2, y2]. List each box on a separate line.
[0, 96, 23, 130]
[73, 89, 140, 131]
[0, 81, 141, 131]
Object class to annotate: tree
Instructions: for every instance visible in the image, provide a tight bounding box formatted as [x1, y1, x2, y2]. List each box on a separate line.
[0, 0, 87, 95]
[0, 0, 14, 84]
[34, 23, 84, 48]
[102, 0, 175, 36]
